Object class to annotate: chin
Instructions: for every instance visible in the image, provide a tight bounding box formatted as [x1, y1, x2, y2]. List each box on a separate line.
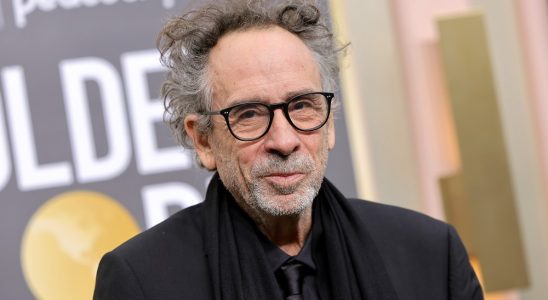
[252, 188, 316, 217]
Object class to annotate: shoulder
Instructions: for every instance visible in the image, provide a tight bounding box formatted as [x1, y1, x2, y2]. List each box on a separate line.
[94, 203, 212, 299]
[347, 198, 452, 261]
[347, 198, 449, 239]
[114, 203, 206, 259]
[348, 200, 450, 277]
[347, 199, 482, 299]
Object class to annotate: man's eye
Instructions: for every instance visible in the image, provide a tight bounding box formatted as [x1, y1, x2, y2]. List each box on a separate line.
[237, 109, 258, 120]
[231, 106, 264, 121]
[292, 100, 313, 110]
[240, 110, 257, 119]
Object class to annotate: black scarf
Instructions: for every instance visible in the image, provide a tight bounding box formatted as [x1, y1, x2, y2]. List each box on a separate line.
[202, 173, 398, 299]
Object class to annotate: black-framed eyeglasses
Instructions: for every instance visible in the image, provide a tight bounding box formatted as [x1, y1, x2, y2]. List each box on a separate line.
[204, 92, 334, 141]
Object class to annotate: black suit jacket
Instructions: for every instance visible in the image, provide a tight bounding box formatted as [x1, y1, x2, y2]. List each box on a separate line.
[94, 199, 482, 299]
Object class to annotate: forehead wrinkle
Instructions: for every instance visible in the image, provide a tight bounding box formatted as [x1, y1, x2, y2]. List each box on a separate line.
[227, 87, 321, 107]
[208, 26, 321, 108]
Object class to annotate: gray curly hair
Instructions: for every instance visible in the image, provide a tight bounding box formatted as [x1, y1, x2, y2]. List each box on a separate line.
[158, 0, 343, 151]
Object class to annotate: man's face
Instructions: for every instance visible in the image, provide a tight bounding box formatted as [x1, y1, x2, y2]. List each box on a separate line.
[193, 26, 335, 217]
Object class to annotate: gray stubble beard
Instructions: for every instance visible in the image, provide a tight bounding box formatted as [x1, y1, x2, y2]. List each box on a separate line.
[251, 133, 329, 217]
[217, 135, 329, 219]
[247, 152, 326, 216]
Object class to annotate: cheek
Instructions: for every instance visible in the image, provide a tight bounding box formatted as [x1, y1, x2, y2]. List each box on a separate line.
[233, 145, 260, 173]
[209, 131, 235, 165]
[304, 131, 329, 155]
[213, 136, 255, 175]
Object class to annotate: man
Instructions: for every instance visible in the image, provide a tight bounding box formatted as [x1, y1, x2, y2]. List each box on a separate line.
[94, 0, 483, 299]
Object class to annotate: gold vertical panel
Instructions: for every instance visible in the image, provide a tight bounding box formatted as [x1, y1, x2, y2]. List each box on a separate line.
[439, 172, 474, 254]
[438, 12, 529, 292]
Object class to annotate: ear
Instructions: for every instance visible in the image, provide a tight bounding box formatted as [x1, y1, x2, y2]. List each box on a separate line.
[327, 117, 335, 150]
[184, 114, 217, 170]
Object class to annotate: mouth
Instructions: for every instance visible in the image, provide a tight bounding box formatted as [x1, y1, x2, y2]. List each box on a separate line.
[262, 172, 305, 186]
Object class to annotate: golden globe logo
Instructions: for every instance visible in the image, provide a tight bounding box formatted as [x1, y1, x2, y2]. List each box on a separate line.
[21, 190, 140, 300]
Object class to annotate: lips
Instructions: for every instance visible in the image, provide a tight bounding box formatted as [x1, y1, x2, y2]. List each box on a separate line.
[263, 172, 305, 186]
[250, 154, 316, 190]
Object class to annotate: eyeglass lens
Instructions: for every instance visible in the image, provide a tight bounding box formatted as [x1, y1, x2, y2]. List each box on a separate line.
[227, 93, 329, 140]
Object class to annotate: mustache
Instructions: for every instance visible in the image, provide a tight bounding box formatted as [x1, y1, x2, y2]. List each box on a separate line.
[251, 153, 315, 177]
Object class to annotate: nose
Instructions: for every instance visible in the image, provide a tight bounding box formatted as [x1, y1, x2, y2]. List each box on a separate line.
[263, 109, 300, 156]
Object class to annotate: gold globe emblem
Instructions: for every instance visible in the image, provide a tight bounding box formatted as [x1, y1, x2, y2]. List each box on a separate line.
[21, 190, 141, 300]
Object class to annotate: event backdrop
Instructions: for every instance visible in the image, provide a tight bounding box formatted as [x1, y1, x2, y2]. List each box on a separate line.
[0, 0, 357, 299]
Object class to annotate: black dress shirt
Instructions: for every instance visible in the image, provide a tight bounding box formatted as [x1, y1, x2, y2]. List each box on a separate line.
[259, 232, 322, 299]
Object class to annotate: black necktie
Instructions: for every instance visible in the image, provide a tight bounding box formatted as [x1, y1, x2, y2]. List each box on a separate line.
[277, 260, 307, 300]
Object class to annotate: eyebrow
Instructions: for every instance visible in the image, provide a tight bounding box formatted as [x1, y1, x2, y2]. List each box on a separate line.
[225, 88, 319, 107]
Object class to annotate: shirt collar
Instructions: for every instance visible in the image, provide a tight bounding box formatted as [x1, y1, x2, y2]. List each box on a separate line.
[259, 227, 317, 272]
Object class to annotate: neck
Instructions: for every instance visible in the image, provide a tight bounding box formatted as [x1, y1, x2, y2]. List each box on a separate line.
[238, 202, 313, 256]
[261, 207, 313, 256]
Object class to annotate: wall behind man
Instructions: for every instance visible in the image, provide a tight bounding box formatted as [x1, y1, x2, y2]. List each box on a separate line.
[329, 0, 548, 299]
[0, 1, 357, 299]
